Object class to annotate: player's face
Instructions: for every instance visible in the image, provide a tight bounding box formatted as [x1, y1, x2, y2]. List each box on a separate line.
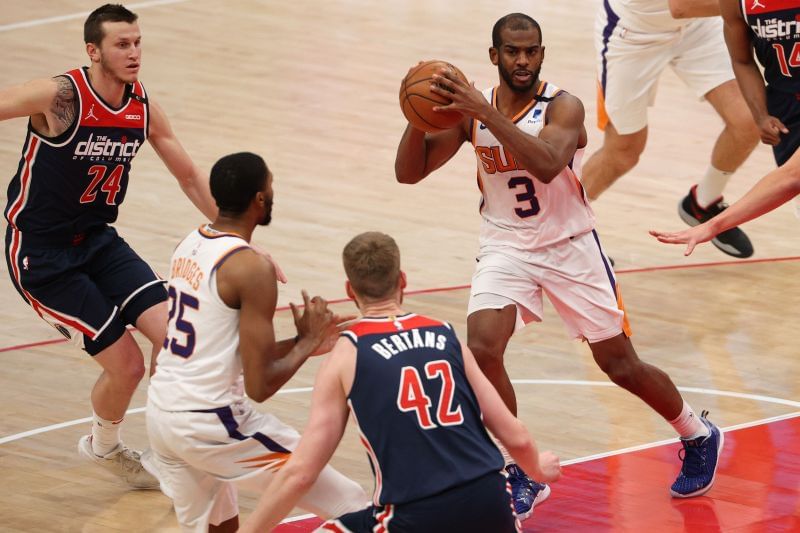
[258, 171, 274, 226]
[491, 27, 544, 94]
[97, 22, 142, 84]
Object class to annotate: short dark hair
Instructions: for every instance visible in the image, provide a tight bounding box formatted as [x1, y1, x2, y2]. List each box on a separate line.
[492, 13, 542, 48]
[343, 232, 401, 301]
[84, 4, 138, 45]
[210, 152, 268, 214]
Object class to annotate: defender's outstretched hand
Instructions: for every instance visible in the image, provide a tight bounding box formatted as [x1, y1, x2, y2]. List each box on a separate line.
[649, 224, 717, 256]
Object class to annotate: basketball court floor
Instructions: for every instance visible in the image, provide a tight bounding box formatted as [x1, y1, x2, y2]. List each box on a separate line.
[1, 1, 798, 531]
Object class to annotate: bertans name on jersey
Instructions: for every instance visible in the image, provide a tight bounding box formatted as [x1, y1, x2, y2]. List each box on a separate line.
[371, 329, 447, 360]
[171, 256, 203, 290]
[73, 133, 142, 162]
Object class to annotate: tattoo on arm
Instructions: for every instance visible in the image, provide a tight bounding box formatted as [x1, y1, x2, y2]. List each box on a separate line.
[50, 76, 77, 134]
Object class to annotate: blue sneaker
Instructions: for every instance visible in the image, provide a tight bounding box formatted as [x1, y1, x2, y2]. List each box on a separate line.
[670, 411, 724, 498]
[505, 464, 551, 521]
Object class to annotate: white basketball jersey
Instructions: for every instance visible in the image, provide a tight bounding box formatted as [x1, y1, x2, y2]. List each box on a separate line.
[471, 82, 595, 253]
[149, 225, 251, 411]
[607, 0, 688, 33]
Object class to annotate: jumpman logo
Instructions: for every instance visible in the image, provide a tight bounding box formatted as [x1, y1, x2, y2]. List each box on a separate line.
[84, 103, 98, 121]
[751, 0, 765, 9]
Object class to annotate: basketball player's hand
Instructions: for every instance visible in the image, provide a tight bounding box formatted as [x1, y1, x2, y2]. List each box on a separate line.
[311, 314, 359, 356]
[648, 224, 715, 256]
[251, 244, 288, 284]
[536, 451, 562, 483]
[290, 290, 336, 355]
[430, 68, 487, 119]
[758, 115, 789, 146]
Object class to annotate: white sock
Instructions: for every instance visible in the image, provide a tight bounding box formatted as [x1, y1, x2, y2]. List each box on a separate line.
[695, 166, 734, 208]
[668, 401, 709, 440]
[91, 412, 123, 456]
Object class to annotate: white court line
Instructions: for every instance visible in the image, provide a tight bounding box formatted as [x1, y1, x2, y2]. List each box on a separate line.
[281, 410, 800, 526]
[0, 0, 189, 33]
[0, 380, 797, 526]
[0, 386, 312, 445]
[2, 381, 797, 444]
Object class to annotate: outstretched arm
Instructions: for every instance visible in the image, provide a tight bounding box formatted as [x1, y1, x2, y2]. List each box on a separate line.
[650, 152, 800, 255]
[239, 343, 352, 533]
[147, 98, 218, 221]
[462, 345, 561, 483]
[0, 77, 78, 138]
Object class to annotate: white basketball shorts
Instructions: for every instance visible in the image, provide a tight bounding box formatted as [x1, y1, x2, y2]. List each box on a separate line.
[467, 230, 630, 343]
[145, 398, 367, 532]
[595, 11, 734, 134]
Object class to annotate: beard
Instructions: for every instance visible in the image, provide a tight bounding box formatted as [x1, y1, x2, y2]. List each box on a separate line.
[498, 63, 541, 94]
[99, 53, 136, 84]
[258, 198, 273, 226]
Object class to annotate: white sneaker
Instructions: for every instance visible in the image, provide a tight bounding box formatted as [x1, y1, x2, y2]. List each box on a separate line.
[77, 435, 160, 490]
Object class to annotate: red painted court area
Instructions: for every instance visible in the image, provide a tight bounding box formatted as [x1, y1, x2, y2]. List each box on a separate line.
[275, 415, 800, 532]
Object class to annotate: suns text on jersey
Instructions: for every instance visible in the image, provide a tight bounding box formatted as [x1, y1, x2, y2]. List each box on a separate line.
[475, 145, 521, 174]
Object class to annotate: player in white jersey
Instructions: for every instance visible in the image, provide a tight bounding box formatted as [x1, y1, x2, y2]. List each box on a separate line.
[395, 13, 724, 516]
[145, 152, 367, 532]
[582, 0, 760, 259]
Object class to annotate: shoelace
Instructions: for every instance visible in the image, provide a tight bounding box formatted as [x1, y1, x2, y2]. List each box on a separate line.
[117, 448, 146, 475]
[677, 442, 707, 477]
[678, 410, 711, 477]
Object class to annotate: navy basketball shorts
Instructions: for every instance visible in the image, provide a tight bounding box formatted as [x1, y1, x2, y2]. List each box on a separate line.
[5, 225, 167, 355]
[767, 86, 800, 166]
[322, 471, 518, 533]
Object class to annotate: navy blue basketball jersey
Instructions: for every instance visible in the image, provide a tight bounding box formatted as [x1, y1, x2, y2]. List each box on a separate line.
[343, 313, 504, 506]
[4, 67, 148, 241]
[741, 0, 800, 92]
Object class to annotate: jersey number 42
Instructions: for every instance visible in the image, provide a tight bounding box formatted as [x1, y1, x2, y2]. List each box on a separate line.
[397, 360, 464, 429]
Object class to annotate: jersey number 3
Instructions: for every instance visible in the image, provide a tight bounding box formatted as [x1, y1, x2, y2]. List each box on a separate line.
[397, 360, 464, 429]
[508, 176, 540, 217]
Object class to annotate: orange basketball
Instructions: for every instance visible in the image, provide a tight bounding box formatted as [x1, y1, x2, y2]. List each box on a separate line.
[399, 60, 468, 133]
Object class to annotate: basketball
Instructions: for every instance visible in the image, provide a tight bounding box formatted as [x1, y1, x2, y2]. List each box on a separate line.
[399, 60, 468, 133]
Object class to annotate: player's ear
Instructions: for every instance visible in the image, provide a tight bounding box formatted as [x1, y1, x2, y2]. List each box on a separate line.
[399, 271, 407, 290]
[86, 42, 100, 63]
[489, 47, 498, 66]
[345, 280, 356, 300]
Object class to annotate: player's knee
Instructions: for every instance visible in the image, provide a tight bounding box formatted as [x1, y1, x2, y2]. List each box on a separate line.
[725, 113, 760, 146]
[599, 357, 637, 389]
[108, 356, 146, 388]
[468, 339, 506, 370]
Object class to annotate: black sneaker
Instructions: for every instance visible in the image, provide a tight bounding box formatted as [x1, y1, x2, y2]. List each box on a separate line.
[678, 185, 754, 258]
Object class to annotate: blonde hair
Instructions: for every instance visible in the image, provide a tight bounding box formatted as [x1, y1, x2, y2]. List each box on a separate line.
[342, 232, 401, 301]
